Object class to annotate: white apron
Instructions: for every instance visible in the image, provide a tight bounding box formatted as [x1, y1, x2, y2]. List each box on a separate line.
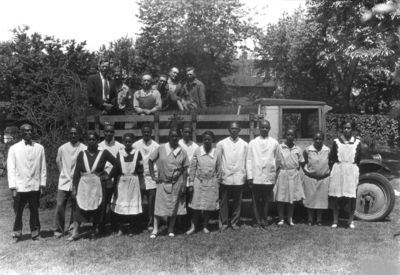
[111, 150, 142, 215]
[76, 150, 104, 211]
[329, 138, 360, 198]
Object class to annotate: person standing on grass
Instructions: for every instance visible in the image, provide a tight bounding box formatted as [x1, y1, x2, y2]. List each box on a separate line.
[328, 120, 361, 229]
[301, 131, 330, 226]
[110, 133, 144, 236]
[148, 128, 189, 238]
[217, 122, 248, 232]
[246, 120, 280, 230]
[274, 128, 305, 226]
[69, 131, 119, 241]
[186, 131, 221, 235]
[7, 124, 47, 243]
[178, 123, 199, 229]
[133, 123, 159, 232]
[54, 126, 87, 238]
[98, 124, 125, 234]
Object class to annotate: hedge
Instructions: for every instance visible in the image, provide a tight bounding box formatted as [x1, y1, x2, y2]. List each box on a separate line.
[326, 113, 399, 147]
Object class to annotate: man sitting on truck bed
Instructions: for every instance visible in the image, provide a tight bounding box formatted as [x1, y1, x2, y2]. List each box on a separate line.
[177, 67, 207, 110]
[133, 74, 162, 115]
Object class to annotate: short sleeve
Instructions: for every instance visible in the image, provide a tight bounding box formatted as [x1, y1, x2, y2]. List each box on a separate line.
[149, 146, 160, 162]
[182, 150, 190, 167]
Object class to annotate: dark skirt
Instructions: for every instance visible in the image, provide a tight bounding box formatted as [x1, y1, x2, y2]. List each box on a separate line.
[328, 196, 356, 212]
[74, 204, 102, 224]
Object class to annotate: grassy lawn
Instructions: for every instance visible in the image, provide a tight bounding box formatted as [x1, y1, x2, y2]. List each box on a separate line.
[0, 149, 399, 275]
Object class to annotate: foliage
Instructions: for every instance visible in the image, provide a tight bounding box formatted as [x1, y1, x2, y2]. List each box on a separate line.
[326, 113, 399, 147]
[255, 1, 400, 113]
[0, 26, 97, 205]
[136, 0, 260, 106]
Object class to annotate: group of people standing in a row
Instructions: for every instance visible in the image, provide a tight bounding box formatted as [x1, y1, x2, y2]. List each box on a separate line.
[87, 61, 207, 118]
[7, 118, 360, 242]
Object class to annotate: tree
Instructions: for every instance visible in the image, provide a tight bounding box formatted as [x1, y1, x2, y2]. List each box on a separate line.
[136, 0, 259, 106]
[0, 26, 97, 206]
[256, 1, 400, 113]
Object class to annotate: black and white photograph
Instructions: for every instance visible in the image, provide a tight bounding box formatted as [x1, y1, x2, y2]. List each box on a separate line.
[0, 0, 399, 274]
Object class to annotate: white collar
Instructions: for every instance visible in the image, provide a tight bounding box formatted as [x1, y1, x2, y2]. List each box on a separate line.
[309, 144, 329, 152]
[281, 142, 298, 150]
[142, 139, 152, 146]
[165, 144, 181, 157]
[69, 141, 80, 147]
[259, 135, 269, 140]
[200, 146, 215, 158]
[104, 139, 115, 146]
[180, 139, 193, 146]
[229, 136, 239, 143]
[121, 148, 136, 157]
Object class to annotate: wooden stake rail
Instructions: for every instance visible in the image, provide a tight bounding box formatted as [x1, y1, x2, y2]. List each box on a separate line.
[88, 113, 263, 143]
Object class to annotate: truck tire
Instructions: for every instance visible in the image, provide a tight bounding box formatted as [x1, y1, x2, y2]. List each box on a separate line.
[355, 173, 395, 221]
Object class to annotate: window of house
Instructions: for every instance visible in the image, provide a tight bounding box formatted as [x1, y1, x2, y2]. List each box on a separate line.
[282, 108, 319, 139]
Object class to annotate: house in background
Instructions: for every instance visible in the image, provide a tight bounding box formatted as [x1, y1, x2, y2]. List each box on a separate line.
[223, 55, 277, 106]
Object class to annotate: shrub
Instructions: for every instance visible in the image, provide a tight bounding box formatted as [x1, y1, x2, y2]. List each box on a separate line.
[326, 113, 399, 147]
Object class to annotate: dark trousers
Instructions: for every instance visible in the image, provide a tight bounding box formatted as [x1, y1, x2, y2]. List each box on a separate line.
[13, 191, 41, 239]
[219, 185, 243, 229]
[98, 188, 118, 233]
[252, 184, 274, 225]
[141, 188, 156, 229]
[54, 190, 74, 236]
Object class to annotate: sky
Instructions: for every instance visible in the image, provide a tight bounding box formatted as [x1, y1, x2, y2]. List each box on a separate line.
[0, 0, 306, 52]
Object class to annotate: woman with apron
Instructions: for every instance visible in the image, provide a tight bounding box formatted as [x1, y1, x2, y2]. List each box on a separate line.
[186, 131, 221, 235]
[110, 133, 144, 236]
[148, 128, 190, 238]
[274, 128, 305, 226]
[329, 120, 361, 229]
[69, 131, 119, 241]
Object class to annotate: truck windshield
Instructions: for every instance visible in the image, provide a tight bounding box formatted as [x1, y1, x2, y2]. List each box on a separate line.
[282, 108, 319, 139]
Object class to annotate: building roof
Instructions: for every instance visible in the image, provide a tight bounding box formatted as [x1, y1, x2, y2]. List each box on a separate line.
[253, 98, 328, 106]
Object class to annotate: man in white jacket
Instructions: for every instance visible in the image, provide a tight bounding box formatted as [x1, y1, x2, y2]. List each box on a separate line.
[247, 120, 280, 229]
[7, 124, 47, 242]
[54, 127, 87, 237]
[216, 122, 248, 232]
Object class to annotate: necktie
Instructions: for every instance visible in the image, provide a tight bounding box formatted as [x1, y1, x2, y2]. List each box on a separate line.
[104, 79, 109, 100]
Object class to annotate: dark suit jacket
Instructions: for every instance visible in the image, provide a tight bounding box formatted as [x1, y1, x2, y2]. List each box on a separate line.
[87, 73, 114, 111]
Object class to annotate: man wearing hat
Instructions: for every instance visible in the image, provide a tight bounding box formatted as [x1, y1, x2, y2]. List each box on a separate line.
[7, 124, 47, 242]
[87, 59, 113, 117]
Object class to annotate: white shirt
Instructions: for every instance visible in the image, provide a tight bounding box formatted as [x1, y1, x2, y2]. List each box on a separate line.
[99, 73, 109, 101]
[133, 139, 159, 190]
[56, 141, 87, 191]
[7, 140, 47, 192]
[216, 137, 248, 186]
[99, 139, 125, 188]
[179, 139, 199, 187]
[247, 136, 280, 185]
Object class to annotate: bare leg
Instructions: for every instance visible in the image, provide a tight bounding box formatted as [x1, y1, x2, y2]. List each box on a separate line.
[307, 208, 314, 223]
[203, 211, 211, 232]
[316, 209, 323, 223]
[332, 209, 339, 225]
[168, 216, 177, 234]
[287, 203, 295, 224]
[152, 216, 161, 235]
[186, 210, 199, 235]
[277, 202, 284, 223]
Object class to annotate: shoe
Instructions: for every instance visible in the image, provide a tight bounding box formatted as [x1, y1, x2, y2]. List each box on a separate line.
[316, 221, 322, 226]
[11, 237, 21, 244]
[186, 228, 196, 235]
[117, 230, 123, 237]
[289, 221, 295, 227]
[203, 228, 210, 234]
[331, 223, 338, 228]
[219, 227, 228, 233]
[67, 235, 79, 242]
[168, 232, 175, 237]
[252, 224, 261, 229]
[128, 229, 134, 237]
[32, 236, 42, 242]
[277, 220, 284, 227]
[90, 233, 97, 241]
[150, 232, 157, 239]
[231, 224, 240, 231]
[348, 222, 355, 229]
[147, 226, 154, 232]
[308, 221, 314, 226]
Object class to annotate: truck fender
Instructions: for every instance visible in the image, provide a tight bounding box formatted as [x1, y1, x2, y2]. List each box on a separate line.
[359, 159, 391, 175]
